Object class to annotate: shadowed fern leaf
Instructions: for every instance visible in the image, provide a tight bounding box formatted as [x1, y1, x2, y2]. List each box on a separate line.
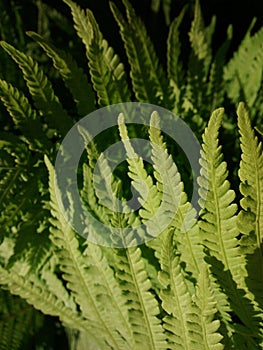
[237, 102, 263, 309]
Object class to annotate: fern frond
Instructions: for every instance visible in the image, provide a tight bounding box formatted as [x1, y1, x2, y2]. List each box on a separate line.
[237, 102, 263, 308]
[238, 102, 263, 250]
[149, 112, 204, 281]
[114, 244, 167, 349]
[198, 108, 241, 279]
[158, 230, 193, 349]
[82, 243, 134, 348]
[198, 108, 262, 342]
[64, 0, 131, 106]
[189, 0, 215, 68]
[191, 265, 223, 350]
[0, 135, 40, 238]
[167, 6, 186, 90]
[62, 0, 92, 49]
[0, 79, 51, 152]
[27, 31, 96, 116]
[45, 156, 133, 349]
[223, 23, 263, 108]
[78, 125, 116, 229]
[0, 267, 97, 336]
[118, 113, 163, 242]
[0, 41, 72, 135]
[110, 0, 175, 110]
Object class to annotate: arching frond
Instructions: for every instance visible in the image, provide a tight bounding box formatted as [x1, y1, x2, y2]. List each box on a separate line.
[0, 41, 72, 135]
[27, 31, 96, 116]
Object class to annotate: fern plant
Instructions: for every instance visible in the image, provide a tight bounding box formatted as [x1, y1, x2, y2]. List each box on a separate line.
[0, 0, 262, 348]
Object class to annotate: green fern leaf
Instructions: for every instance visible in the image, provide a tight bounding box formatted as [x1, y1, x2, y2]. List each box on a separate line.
[114, 244, 167, 349]
[27, 31, 96, 116]
[167, 6, 187, 91]
[191, 265, 224, 349]
[158, 230, 193, 349]
[64, 0, 131, 106]
[198, 108, 262, 343]
[0, 266, 97, 337]
[45, 156, 134, 349]
[118, 113, 163, 242]
[0, 134, 40, 238]
[0, 79, 51, 152]
[151, 0, 172, 25]
[110, 0, 175, 110]
[223, 22, 263, 108]
[189, 0, 215, 65]
[149, 112, 204, 282]
[0, 41, 72, 135]
[116, 116, 167, 348]
[198, 108, 242, 279]
[238, 102, 263, 250]
[237, 102, 263, 308]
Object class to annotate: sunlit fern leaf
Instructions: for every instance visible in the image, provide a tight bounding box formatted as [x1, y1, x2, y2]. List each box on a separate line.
[45, 156, 133, 349]
[223, 22, 263, 109]
[117, 114, 168, 348]
[237, 102, 263, 309]
[62, 0, 93, 49]
[27, 31, 96, 116]
[190, 265, 224, 350]
[113, 244, 167, 349]
[198, 108, 241, 280]
[118, 113, 163, 242]
[82, 243, 134, 348]
[0, 290, 44, 350]
[110, 0, 175, 110]
[0, 79, 51, 152]
[78, 125, 115, 226]
[40, 257, 76, 311]
[0, 266, 96, 337]
[198, 107, 262, 343]
[149, 112, 204, 282]
[158, 230, 193, 349]
[64, 0, 131, 106]
[238, 102, 263, 251]
[0, 41, 72, 135]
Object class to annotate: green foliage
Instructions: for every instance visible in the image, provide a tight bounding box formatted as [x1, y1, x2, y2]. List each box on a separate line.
[0, 0, 262, 349]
